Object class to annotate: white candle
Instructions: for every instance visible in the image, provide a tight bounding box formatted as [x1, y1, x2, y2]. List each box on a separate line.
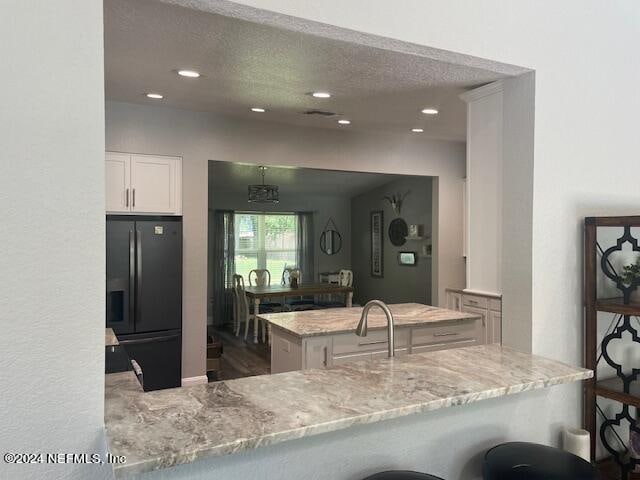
[562, 427, 590, 462]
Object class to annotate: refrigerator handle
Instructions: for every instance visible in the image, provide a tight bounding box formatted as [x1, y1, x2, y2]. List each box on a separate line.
[136, 229, 142, 321]
[128, 229, 135, 331]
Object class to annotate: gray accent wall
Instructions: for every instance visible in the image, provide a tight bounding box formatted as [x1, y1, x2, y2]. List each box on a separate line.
[351, 177, 433, 305]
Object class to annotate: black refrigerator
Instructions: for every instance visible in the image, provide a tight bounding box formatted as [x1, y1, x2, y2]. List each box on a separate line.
[106, 216, 182, 391]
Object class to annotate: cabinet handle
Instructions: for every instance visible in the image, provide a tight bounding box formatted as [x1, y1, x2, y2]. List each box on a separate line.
[323, 346, 328, 366]
[132, 188, 136, 208]
[125, 188, 129, 207]
[467, 300, 478, 305]
[434, 332, 459, 337]
[358, 339, 387, 346]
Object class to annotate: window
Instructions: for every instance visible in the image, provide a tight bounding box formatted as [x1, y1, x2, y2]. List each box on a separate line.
[234, 213, 298, 285]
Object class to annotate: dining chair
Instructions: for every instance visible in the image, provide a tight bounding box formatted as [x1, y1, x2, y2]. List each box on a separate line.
[339, 269, 354, 287]
[316, 269, 353, 308]
[281, 267, 301, 286]
[282, 267, 315, 310]
[233, 274, 270, 342]
[248, 269, 271, 287]
[249, 269, 282, 311]
[232, 274, 249, 338]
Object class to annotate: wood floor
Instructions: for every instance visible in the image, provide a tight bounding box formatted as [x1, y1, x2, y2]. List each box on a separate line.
[207, 325, 270, 381]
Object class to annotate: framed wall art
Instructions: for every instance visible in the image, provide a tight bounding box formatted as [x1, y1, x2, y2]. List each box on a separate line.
[370, 210, 384, 277]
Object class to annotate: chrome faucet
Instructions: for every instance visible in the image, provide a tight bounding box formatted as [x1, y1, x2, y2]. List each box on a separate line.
[355, 300, 395, 357]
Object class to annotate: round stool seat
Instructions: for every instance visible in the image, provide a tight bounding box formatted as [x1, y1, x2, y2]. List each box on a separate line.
[483, 442, 599, 480]
[362, 471, 445, 480]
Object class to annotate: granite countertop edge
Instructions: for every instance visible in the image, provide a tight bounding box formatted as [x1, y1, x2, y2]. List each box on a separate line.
[265, 315, 482, 338]
[259, 303, 482, 338]
[114, 371, 590, 478]
[106, 345, 592, 478]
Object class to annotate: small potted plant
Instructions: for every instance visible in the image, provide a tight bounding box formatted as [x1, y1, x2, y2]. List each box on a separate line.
[621, 257, 640, 303]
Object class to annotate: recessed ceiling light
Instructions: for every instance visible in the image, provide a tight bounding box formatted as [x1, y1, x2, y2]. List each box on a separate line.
[411, 128, 424, 133]
[311, 92, 331, 98]
[421, 108, 439, 115]
[250, 107, 266, 113]
[338, 119, 351, 125]
[146, 93, 163, 99]
[177, 69, 201, 78]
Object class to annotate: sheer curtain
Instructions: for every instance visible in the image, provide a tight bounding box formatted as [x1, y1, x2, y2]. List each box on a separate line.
[296, 212, 315, 283]
[212, 210, 235, 326]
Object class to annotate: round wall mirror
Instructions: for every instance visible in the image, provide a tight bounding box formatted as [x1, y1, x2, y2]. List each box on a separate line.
[320, 229, 342, 255]
[389, 218, 408, 246]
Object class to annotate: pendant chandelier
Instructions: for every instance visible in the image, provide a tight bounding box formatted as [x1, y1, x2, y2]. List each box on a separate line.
[248, 166, 279, 204]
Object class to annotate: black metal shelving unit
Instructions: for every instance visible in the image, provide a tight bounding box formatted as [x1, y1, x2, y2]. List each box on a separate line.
[585, 216, 640, 479]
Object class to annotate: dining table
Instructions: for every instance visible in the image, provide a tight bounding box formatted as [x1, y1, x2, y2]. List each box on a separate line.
[244, 283, 354, 343]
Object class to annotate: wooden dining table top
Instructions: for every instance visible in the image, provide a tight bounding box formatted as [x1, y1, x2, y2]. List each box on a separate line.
[244, 283, 353, 298]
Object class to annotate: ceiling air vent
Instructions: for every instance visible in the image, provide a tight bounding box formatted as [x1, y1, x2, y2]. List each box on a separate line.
[303, 109, 338, 116]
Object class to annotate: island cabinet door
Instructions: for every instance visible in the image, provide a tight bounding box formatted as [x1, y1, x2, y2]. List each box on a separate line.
[270, 328, 304, 374]
[303, 336, 331, 369]
[488, 310, 502, 344]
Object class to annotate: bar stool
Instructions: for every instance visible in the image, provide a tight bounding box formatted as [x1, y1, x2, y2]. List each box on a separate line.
[362, 472, 445, 480]
[483, 442, 599, 480]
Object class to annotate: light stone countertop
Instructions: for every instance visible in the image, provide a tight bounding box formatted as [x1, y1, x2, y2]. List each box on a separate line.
[105, 328, 119, 347]
[259, 302, 481, 337]
[445, 288, 502, 299]
[104, 344, 592, 478]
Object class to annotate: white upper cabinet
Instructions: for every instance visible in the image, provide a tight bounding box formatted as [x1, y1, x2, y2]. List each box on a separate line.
[105, 152, 131, 213]
[105, 152, 182, 215]
[130, 155, 180, 214]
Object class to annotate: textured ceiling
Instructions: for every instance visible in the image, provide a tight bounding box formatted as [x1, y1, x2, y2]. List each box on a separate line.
[209, 161, 403, 197]
[105, 0, 509, 140]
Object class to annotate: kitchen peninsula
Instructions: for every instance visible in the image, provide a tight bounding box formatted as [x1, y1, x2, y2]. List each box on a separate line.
[260, 303, 483, 374]
[104, 344, 591, 478]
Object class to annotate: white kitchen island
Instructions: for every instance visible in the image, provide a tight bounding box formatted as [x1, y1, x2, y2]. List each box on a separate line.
[259, 303, 484, 374]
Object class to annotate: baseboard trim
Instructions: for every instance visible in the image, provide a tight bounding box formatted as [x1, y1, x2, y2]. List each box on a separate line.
[181, 375, 208, 387]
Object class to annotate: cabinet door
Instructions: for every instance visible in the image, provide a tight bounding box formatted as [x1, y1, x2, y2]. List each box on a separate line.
[488, 310, 502, 344]
[130, 155, 181, 214]
[462, 305, 488, 344]
[105, 152, 131, 213]
[446, 291, 462, 311]
[304, 336, 330, 369]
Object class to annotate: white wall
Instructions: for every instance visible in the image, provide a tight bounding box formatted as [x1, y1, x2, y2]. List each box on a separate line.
[0, 2, 109, 480]
[105, 100, 466, 379]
